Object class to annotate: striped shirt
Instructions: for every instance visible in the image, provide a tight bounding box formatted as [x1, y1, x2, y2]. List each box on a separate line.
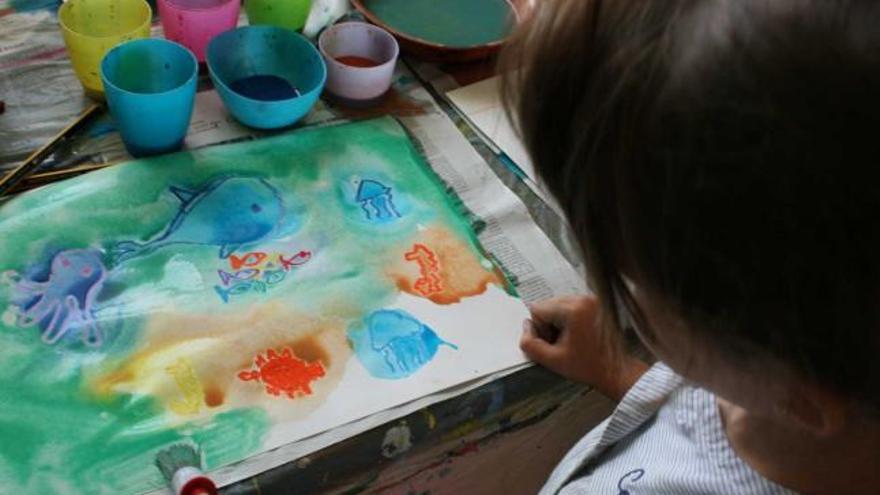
[541, 363, 800, 495]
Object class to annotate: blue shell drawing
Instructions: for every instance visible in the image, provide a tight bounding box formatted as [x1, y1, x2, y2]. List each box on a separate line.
[348, 309, 458, 379]
[112, 176, 287, 262]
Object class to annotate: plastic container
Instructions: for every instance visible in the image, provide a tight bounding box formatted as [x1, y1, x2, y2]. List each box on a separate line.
[158, 0, 241, 62]
[318, 22, 399, 105]
[59, 0, 153, 99]
[206, 26, 326, 129]
[101, 39, 198, 156]
[244, 0, 312, 31]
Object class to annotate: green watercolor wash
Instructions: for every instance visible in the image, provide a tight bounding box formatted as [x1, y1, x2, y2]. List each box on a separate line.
[0, 384, 269, 495]
[0, 117, 517, 493]
[364, 0, 515, 47]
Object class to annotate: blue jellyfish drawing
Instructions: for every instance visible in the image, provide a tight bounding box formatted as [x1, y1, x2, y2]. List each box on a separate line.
[348, 309, 458, 379]
[11, 249, 106, 346]
[112, 176, 287, 262]
[355, 179, 401, 222]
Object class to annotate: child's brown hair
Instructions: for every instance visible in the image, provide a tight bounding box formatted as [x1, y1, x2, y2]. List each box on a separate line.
[501, 0, 880, 412]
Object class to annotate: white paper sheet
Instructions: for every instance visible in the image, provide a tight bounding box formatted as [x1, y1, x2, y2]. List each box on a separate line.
[446, 75, 535, 180]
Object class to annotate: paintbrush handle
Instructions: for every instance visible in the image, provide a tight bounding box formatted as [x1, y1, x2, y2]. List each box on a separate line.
[0, 103, 103, 196]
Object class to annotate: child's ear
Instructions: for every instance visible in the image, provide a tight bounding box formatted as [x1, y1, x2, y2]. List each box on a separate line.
[777, 383, 847, 437]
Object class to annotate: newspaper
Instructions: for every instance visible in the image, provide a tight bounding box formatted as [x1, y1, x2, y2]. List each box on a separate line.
[401, 111, 586, 300]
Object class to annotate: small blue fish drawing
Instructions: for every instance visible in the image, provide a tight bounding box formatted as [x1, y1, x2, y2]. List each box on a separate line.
[217, 268, 260, 286]
[262, 268, 287, 286]
[356, 179, 401, 221]
[213, 279, 267, 303]
[348, 309, 457, 379]
[112, 176, 286, 263]
[13, 249, 106, 346]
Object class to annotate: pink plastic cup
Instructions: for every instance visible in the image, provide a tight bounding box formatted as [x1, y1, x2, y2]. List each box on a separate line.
[158, 0, 240, 62]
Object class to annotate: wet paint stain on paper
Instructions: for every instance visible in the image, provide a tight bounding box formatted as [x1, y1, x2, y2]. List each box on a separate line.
[390, 227, 504, 305]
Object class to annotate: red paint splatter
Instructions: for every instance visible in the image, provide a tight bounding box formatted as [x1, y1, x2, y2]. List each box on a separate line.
[204, 386, 225, 407]
[404, 244, 443, 296]
[230, 252, 267, 270]
[238, 348, 325, 399]
[454, 441, 480, 456]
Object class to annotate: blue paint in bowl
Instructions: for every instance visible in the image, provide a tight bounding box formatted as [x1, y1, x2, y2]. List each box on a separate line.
[207, 26, 326, 129]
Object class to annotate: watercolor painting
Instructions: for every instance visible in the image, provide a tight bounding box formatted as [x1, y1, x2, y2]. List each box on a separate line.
[0, 117, 528, 494]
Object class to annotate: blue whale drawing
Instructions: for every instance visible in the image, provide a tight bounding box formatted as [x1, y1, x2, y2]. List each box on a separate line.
[112, 176, 285, 262]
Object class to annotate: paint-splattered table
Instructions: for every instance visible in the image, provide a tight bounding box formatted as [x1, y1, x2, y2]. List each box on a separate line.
[223, 368, 613, 495]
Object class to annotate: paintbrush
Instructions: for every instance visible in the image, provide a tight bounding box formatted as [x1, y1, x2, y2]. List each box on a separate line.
[155, 442, 218, 495]
[6, 159, 119, 195]
[0, 103, 103, 197]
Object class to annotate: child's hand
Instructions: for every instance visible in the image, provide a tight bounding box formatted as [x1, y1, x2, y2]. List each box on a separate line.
[520, 295, 649, 401]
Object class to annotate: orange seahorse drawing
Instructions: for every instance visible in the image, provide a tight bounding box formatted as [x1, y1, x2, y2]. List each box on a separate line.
[404, 244, 443, 296]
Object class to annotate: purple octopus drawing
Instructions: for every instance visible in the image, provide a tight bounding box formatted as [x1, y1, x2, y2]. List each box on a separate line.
[8, 249, 106, 346]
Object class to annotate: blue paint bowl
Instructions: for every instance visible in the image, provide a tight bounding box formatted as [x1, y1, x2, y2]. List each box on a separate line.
[100, 38, 198, 157]
[206, 26, 327, 129]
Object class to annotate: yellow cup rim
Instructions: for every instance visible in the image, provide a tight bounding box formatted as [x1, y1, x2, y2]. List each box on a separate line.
[59, 0, 153, 40]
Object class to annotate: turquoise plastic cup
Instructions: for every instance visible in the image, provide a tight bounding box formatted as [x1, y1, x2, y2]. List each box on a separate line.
[101, 38, 198, 156]
[206, 26, 326, 129]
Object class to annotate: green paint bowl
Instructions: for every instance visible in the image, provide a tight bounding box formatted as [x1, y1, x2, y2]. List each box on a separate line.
[244, 0, 312, 31]
[352, 0, 522, 63]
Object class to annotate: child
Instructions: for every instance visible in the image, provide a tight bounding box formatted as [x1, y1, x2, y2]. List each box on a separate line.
[500, 0, 880, 493]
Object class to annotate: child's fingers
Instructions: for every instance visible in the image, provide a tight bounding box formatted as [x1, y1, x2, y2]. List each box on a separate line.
[528, 298, 572, 329]
[520, 319, 564, 367]
[529, 312, 561, 343]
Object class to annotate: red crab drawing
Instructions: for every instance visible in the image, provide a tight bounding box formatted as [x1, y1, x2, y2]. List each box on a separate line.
[238, 348, 326, 399]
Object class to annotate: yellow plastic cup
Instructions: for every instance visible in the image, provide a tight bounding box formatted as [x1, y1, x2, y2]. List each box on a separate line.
[59, 0, 153, 99]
